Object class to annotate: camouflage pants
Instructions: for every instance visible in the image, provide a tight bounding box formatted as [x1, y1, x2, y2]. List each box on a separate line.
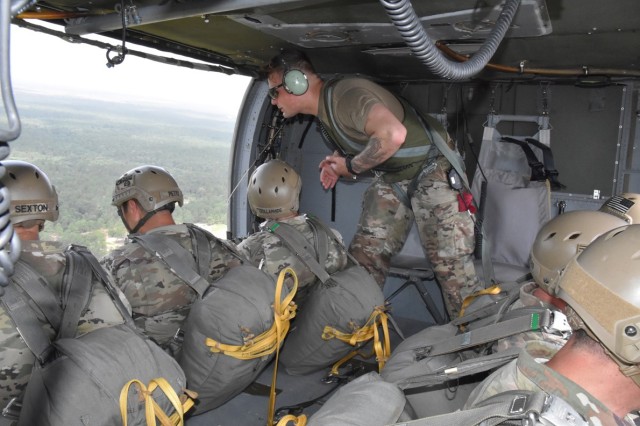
[349, 157, 481, 318]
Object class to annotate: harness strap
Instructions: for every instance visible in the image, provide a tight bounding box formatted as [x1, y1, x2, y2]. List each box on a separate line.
[451, 281, 523, 328]
[411, 104, 496, 287]
[11, 260, 63, 328]
[307, 218, 329, 267]
[397, 347, 521, 390]
[119, 377, 196, 426]
[276, 414, 308, 426]
[388, 390, 553, 426]
[267, 221, 331, 284]
[68, 245, 136, 329]
[405, 158, 439, 203]
[323, 306, 391, 373]
[205, 267, 298, 360]
[525, 138, 565, 190]
[0, 283, 53, 363]
[57, 248, 94, 339]
[413, 309, 552, 358]
[458, 284, 503, 319]
[500, 136, 547, 182]
[391, 182, 413, 210]
[186, 224, 213, 279]
[133, 233, 210, 297]
[306, 215, 359, 267]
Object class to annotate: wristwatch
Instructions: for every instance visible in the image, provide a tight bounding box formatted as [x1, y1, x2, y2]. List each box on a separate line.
[345, 155, 359, 177]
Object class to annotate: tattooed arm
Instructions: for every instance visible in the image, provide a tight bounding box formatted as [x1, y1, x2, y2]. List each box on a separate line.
[319, 103, 406, 189]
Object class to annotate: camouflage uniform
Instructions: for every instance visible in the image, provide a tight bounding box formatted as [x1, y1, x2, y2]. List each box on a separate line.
[101, 224, 243, 348]
[464, 340, 636, 425]
[0, 240, 126, 414]
[353, 157, 479, 318]
[317, 78, 480, 318]
[237, 215, 348, 306]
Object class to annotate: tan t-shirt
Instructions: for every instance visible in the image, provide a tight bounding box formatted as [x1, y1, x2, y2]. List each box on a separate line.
[318, 78, 404, 144]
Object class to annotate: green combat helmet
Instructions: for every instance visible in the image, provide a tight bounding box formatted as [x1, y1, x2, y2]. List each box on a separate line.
[529, 210, 626, 295]
[247, 159, 302, 220]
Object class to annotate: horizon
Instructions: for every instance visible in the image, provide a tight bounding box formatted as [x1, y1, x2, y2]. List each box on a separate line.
[8, 21, 251, 119]
[8, 87, 235, 256]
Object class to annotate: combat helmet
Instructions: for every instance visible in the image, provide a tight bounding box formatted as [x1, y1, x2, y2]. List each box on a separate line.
[247, 159, 301, 220]
[112, 165, 183, 212]
[599, 193, 640, 224]
[556, 224, 640, 383]
[530, 210, 627, 295]
[1, 160, 59, 224]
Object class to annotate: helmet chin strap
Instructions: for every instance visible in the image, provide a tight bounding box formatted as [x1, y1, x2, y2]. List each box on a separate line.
[124, 204, 174, 236]
[127, 210, 156, 235]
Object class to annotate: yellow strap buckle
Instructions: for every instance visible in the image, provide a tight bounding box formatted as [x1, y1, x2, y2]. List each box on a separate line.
[323, 305, 391, 375]
[205, 267, 299, 360]
[119, 377, 196, 426]
[458, 284, 503, 319]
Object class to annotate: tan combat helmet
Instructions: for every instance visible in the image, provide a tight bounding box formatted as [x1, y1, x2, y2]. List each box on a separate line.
[530, 210, 627, 295]
[599, 193, 640, 224]
[112, 165, 183, 212]
[247, 159, 301, 220]
[557, 224, 640, 383]
[1, 160, 59, 224]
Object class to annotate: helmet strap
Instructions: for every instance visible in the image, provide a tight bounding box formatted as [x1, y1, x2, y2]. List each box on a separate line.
[126, 204, 174, 235]
[128, 210, 155, 235]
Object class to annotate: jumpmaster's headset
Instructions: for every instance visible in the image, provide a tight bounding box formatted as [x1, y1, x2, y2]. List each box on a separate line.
[269, 54, 309, 98]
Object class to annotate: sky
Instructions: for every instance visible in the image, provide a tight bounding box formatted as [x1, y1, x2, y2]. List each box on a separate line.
[7, 21, 252, 119]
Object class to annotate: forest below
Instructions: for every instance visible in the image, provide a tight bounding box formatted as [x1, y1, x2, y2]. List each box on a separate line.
[8, 90, 235, 257]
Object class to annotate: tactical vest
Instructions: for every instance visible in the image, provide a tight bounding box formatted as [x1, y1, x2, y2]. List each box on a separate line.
[320, 78, 441, 182]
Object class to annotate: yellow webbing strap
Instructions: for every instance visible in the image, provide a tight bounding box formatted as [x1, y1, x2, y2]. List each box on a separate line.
[323, 306, 391, 375]
[276, 414, 308, 426]
[119, 377, 195, 426]
[204, 268, 298, 360]
[458, 284, 503, 319]
[261, 268, 300, 426]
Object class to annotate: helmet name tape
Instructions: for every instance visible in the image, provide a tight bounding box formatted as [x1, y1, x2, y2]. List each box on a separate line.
[14, 203, 50, 214]
[1, 160, 59, 223]
[257, 207, 284, 214]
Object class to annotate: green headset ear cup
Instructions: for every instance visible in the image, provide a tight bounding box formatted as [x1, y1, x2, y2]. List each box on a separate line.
[283, 69, 309, 96]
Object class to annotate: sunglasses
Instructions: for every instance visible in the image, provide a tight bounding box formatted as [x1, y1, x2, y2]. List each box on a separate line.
[268, 83, 284, 100]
